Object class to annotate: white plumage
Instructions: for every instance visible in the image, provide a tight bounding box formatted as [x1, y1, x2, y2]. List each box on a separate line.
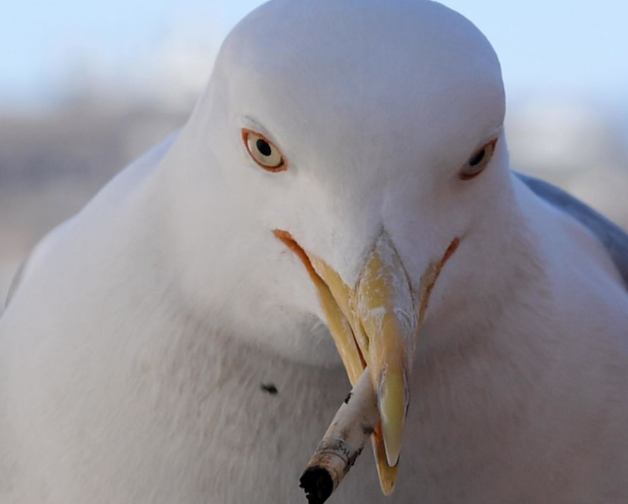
[1, 0, 628, 503]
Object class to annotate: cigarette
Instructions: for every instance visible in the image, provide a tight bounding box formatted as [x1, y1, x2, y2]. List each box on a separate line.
[300, 368, 379, 504]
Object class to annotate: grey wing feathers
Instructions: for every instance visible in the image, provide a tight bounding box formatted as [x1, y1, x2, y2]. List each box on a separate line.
[517, 172, 628, 289]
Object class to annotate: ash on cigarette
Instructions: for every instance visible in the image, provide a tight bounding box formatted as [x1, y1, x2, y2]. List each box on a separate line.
[361, 424, 374, 435]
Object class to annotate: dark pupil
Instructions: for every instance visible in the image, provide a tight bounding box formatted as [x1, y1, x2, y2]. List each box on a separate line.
[468, 149, 486, 167]
[256, 139, 272, 157]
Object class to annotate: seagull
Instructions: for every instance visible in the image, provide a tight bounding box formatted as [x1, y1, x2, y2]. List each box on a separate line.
[1, 0, 628, 503]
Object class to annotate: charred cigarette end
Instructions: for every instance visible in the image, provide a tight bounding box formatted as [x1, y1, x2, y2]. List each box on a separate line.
[300, 370, 380, 502]
[300, 467, 334, 504]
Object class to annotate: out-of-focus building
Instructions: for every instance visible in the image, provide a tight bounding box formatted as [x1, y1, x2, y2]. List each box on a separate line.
[0, 104, 187, 301]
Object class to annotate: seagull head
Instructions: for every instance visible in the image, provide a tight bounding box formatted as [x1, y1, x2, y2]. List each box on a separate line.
[170, 0, 512, 491]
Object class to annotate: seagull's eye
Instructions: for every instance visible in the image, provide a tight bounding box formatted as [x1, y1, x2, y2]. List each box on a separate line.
[242, 129, 286, 172]
[459, 139, 498, 181]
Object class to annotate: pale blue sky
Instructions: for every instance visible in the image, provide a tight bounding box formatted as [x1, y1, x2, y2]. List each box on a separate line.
[1, 0, 627, 111]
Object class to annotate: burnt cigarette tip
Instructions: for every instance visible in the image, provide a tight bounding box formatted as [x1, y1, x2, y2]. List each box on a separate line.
[299, 466, 334, 504]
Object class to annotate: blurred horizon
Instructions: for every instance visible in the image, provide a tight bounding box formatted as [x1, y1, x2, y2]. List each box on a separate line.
[1, 0, 627, 300]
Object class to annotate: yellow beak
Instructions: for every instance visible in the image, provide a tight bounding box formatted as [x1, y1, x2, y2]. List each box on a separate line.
[274, 228, 460, 494]
[274, 230, 418, 493]
[354, 233, 416, 467]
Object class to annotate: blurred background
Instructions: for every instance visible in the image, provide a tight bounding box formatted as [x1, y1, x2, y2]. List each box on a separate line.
[1, 0, 627, 300]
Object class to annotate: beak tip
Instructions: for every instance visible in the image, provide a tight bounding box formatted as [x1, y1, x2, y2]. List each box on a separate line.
[382, 425, 402, 467]
[386, 451, 400, 469]
[377, 368, 408, 469]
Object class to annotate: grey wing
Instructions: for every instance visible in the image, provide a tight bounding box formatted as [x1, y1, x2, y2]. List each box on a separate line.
[517, 172, 628, 289]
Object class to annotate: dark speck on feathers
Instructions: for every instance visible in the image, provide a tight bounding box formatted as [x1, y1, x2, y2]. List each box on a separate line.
[362, 424, 374, 435]
[261, 383, 278, 395]
[344, 392, 352, 404]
